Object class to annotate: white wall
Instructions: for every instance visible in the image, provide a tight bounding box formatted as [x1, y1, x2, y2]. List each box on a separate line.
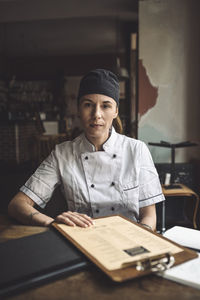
[139, 0, 200, 163]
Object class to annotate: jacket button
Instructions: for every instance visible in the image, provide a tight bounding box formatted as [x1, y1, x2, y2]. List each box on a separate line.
[113, 154, 117, 158]
[91, 184, 95, 188]
[111, 182, 115, 186]
[111, 207, 115, 211]
[96, 209, 99, 213]
[85, 156, 88, 160]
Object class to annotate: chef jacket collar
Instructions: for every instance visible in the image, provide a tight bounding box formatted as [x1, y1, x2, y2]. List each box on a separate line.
[81, 127, 119, 154]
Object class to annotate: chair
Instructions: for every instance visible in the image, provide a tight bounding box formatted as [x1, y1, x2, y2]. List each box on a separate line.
[161, 184, 200, 232]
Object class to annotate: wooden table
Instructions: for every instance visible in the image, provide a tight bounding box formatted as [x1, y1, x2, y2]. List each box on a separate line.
[1, 215, 200, 300]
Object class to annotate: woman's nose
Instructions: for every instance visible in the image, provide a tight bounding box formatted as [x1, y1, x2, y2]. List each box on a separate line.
[92, 105, 102, 119]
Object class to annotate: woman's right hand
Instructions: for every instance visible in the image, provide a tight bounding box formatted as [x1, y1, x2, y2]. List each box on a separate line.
[55, 211, 94, 228]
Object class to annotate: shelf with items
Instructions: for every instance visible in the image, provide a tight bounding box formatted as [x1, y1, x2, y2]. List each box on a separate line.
[6, 78, 59, 122]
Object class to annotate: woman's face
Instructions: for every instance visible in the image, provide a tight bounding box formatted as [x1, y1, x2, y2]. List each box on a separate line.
[79, 94, 118, 142]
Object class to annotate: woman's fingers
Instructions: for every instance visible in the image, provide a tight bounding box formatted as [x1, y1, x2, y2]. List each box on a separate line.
[55, 214, 76, 227]
[68, 212, 94, 226]
[55, 211, 94, 227]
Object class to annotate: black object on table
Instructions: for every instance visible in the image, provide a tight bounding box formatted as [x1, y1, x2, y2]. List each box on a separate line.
[0, 228, 89, 297]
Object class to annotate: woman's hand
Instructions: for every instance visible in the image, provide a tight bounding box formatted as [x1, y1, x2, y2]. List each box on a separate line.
[55, 211, 94, 228]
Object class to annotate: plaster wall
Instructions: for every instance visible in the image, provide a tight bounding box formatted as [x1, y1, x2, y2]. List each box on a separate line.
[139, 0, 200, 163]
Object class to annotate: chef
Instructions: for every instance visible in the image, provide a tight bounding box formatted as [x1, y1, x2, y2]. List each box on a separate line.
[8, 69, 165, 231]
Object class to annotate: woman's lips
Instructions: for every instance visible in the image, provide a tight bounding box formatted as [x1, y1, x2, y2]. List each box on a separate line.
[90, 124, 103, 127]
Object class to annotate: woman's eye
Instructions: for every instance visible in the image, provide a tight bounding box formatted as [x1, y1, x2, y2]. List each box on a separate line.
[103, 104, 111, 109]
[84, 103, 91, 107]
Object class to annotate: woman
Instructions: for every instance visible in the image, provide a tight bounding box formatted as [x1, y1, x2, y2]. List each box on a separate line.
[8, 69, 165, 231]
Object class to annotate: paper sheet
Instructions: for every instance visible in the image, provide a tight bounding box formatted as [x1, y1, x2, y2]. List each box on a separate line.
[164, 226, 200, 250]
[159, 254, 200, 290]
[57, 216, 182, 271]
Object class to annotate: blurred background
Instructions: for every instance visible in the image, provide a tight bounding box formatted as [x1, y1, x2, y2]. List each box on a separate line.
[0, 0, 200, 230]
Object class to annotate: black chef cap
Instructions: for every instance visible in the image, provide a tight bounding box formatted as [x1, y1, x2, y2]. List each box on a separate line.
[77, 69, 119, 106]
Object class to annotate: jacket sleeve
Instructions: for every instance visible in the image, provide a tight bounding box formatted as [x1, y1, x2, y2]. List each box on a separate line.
[20, 150, 60, 208]
[138, 142, 165, 208]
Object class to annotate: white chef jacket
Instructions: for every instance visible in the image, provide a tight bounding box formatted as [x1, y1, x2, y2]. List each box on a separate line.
[20, 127, 165, 222]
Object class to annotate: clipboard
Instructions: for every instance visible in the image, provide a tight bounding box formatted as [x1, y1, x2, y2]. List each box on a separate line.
[52, 215, 197, 282]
